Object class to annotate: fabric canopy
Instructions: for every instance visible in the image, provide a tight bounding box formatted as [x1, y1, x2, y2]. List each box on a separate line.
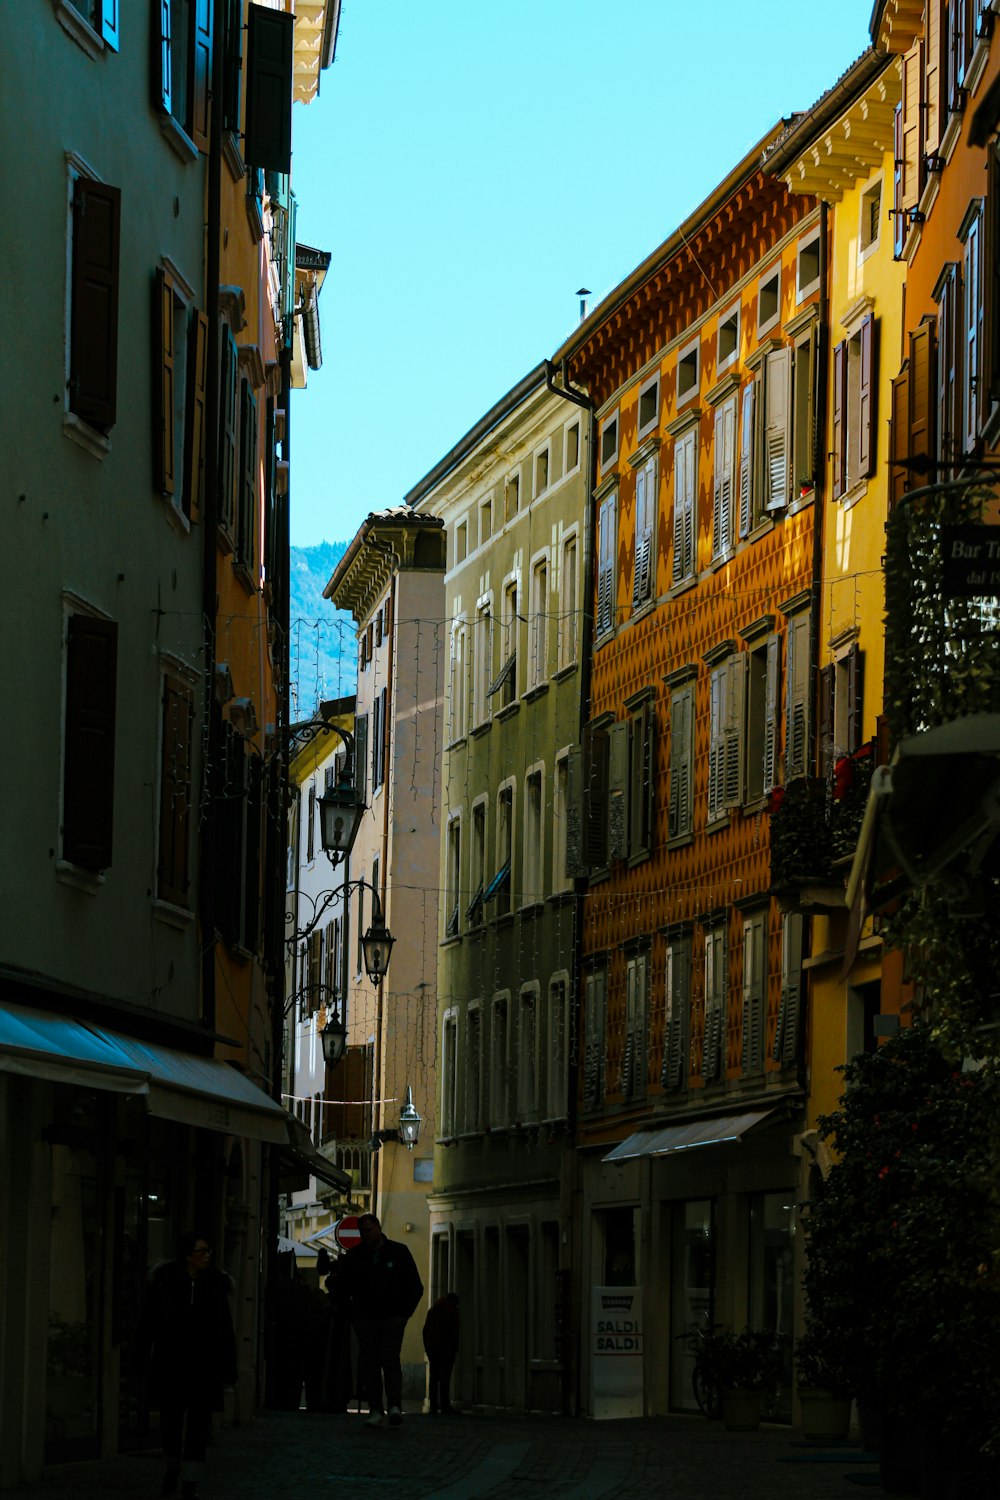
[602, 1109, 775, 1164]
[282, 1113, 352, 1192]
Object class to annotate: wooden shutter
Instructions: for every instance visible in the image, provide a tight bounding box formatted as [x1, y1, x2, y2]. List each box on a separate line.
[832, 340, 846, 499]
[184, 309, 209, 521]
[909, 320, 936, 474]
[100, 0, 120, 51]
[566, 744, 588, 878]
[622, 961, 636, 1096]
[762, 636, 780, 794]
[741, 916, 764, 1076]
[846, 644, 864, 755]
[223, 0, 243, 131]
[191, 0, 213, 152]
[900, 43, 925, 216]
[70, 178, 121, 429]
[63, 615, 118, 871]
[669, 688, 692, 839]
[672, 430, 695, 583]
[950, 0, 968, 113]
[156, 0, 172, 113]
[793, 326, 818, 496]
[764, 346, 791, 510]
[785, 613, 811, 780]
[938, 270, 955, 477]
[243, 754, 262, 953]
[584, 969, 606, 1106]
[583, 721, 609, 868]
[708, 666, 725, 820]
[327, 1044, 371, 1140]
[219, 328, 238, 532]
[925, 0, 946, 157]
[157, 676, 194, 905]
[238, 380, 258, 568]
[245, 5, 295, 174]
[985, 147, 1000, 407]
[818, 662, 835, 776]
[598, 494, 615, 632]
[630, 700, 656, 855]
[889, 366, 910, 508]
[964, 216, 983, 447]
[153, 269, 176, 495]
[632, 461, 653, 608]
[738, 382, 755, 537]
[893, 102, 905, 259]
[353, 713, 368, 803]
[662, 941, 690, 1091]
[607, 720, 630, 862]
[702, 930, 724, 1082]
[859, 314, 877, 479]
[723, 654, 745, 809]
[778, 914, 804, 1066]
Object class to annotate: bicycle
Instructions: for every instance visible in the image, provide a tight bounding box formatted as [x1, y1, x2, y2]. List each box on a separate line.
[677, 1321, 723, 1420]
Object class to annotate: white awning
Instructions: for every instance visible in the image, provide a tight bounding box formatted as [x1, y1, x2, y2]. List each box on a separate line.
[0, 1000, 289, 1143]
[602, 1109, 775, 1164]
[283, 1113, 352, 1192]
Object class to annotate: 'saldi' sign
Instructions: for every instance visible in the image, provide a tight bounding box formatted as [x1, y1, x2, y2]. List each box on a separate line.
[590, 1286, 643, 1418]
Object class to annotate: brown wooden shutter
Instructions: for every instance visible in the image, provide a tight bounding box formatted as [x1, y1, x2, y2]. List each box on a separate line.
[70, 178, 121, 430]
[889, 366, 910, 507]
[223, 0, 243, 132]
[908, 320, 936, 477]
[762, 636, 780, 794]
[582, 721, 609, 868]
[245, 6, 295, 174]
[859, 314, 877, 478]
[326, 1044, 371, 1141]
[565, 743, 587, 878]
[191, 0, 213, 151]
[607, 720, 629, 862]
[184, 309, 209, 520]
[832, 339, 846, 499]
[153, 270, 175, 494]
[219, 329, 238, 532]
[63, 615, 118, 871]
[985, 146, 1000, 405]
[925, 0, 946, 157]
[900, 43, 926, 215]
[157, 677, 194, 905]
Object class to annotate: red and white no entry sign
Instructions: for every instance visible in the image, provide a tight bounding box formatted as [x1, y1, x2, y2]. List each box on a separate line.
[333, 1214, 361, 1251]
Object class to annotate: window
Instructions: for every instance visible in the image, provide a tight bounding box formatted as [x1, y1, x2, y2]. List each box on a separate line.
[597, 488, 617, 634]
[63, 612, 118, 872]
[599, 410, 619, 470]
[632, 454, 657, 608]
[784, 612, 812, 781]
[455, 520, 467, 565]
[558, 532, 579, 668]
[552, 751, 571, 895]
[505, 470, 520, 523]
[818, 643, 864, 775]
[441, 1011, 458, 1137]
[893, 47, 925, 258]
[152, 267, 206, 519]
[236, 372, 259, 575]
[622, 951, 648, 1100]
[773, 914, 804, 1065]
[324, 916, 343, 997]
[445, 816, 461, 937]
[711, 395, 737, 559]
[796, 230, 820, 302]
[157, 672, 195, 907]
[744, 634, 780, 803]
[534, 444, 550, 495]
[490, 995, 509, 1127]
[757, 266, 781, 337]
[577, 718, 611, 872]
[216, 723, 262, 953]
[743, 342, 792, 522]
[791, 326, 818, 499]
[741, 912, 766, 1076]
[449, 620, 467, 740]
[609, 694, 656, 862]
[832, 313, 877, 499]
[961, 201, 984, 453]
[491, 579, 519, 707]
[935, 263, 961, 480]
[154, 0, 213, 153]
[306, 781, 316, 863]
[372, 685, 388, 791]
[355, 879, 365, 975]
[671, 427, 697, 583]
[859, 177, 882, 259]
[661, 935, 691, 1091]
[583, 965, 607, 1108]
[565, 418, 581, 473]
[59, 0, 120, 52]
[668, 682, 694, 841]
[676, 337, 699, 404]
[219, 328, 239, 535]
[467, 798, 488, 927]
[707, 652, 744, 822]
[474, 599, 493, 725]
[717, 305, 740, 370]
[530, 558, 548, 688]
[466, 1006, 483, 1133]
[487, 783, 513, 919]
[638, 374, 660, 436]
[480, 495, 492, 545]
[543, 976, 568, 1119]
[523, 767, 544, 907]
[67, 168, 121, 439]
[516, 986, 538, 1122]
[702, 925, 727, 1083]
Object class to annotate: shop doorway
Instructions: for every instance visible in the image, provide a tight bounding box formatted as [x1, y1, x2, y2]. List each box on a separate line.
[668, 1198, 716, 1411]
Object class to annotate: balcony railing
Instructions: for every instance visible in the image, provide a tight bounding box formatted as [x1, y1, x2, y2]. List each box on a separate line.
[770, 746, 875, 905]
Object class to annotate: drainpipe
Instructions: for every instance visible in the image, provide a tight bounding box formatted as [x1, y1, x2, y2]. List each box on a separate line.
[544, 356, 596, 1417]
[370, 554, 397, 1216]
[200, 0, 224, 1037]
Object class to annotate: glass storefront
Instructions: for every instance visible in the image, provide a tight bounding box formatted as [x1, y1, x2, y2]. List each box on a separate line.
[669, 1198, 715, 1411]
[748, 1191, 796, 1422]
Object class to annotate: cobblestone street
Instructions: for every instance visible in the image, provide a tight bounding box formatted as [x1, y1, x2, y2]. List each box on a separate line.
[4, 1408, 880, 1499]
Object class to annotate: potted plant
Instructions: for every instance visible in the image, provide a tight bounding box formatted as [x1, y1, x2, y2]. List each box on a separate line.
[691, 1326, 784, 1432]
[794, 1327, 852, 1442]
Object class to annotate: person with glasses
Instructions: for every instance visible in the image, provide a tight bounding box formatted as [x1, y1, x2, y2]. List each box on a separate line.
[135, 1232, 237, 1500]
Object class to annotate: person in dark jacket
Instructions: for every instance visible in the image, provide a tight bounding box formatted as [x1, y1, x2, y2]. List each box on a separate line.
[338, 1213, 423, 1428]
[134, 1232, 237, 1500]
[422, 1292, 460, 1414]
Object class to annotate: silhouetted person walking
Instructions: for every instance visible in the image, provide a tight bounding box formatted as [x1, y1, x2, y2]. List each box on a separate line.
[422, 1292, 460, 1414]
[339, 1213, 423, 1428]
[135, 1232, 237, 1500]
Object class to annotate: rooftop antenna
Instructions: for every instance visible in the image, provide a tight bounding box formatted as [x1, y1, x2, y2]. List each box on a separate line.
[576, 287, 591, 323]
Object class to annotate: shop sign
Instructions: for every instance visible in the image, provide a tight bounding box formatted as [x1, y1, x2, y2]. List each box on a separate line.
[941, 525, 1000, 597]
[590, 1285, 643, 1419]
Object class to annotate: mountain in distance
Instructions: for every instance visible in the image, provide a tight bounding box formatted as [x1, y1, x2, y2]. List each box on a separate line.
[288, 540, 357, 719]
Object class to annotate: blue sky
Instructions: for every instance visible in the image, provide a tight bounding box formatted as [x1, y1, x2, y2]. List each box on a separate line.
[289, 0, 873, 548]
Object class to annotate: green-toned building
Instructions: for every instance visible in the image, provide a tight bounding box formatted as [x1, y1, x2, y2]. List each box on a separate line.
[408, 366, 590, 1413]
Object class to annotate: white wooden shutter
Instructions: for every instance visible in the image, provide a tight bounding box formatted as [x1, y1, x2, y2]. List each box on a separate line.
[785, 613, 811, 779]
[741, 915, 764, 1075]
[900, 42, 925, 216]
[632, 458, 655, 608]
[774, 914, 804, 1065]
[672, 430, 695, 583]
[708, 666, 725, 820]
[925, 0, 945, 158]
[608, 719, 630, 862]
[724, 653, 745, 809]
[669, 688, 693, 838]
[764, 347, 791, 510]
[598, 493, 615, 632]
